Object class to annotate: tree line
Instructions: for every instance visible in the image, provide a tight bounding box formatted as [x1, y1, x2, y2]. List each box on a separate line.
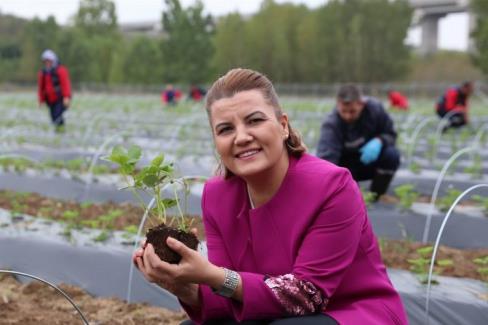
[1, 0, 483, 86]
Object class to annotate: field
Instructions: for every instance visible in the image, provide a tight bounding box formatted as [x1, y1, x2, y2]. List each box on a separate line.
[1, 91, 487, 324]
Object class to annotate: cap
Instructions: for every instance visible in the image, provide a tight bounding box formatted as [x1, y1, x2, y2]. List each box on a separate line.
[41, 49, 58, 63]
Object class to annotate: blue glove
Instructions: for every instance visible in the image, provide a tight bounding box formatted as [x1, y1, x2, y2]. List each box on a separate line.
[359, 138, 382, 165]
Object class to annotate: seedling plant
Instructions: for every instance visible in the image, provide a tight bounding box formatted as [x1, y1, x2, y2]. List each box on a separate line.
[473, 256, 488, 283]
[472, 195, 488, 217]
[438, 187, 462, 212]
[105, 144, 198, 263]
[463, 154, 483, 179]
[409, 161, 421, 174]
[394, 184, 419, 211]
[407, 246, 453, 284]
[360, 188, 376, 207]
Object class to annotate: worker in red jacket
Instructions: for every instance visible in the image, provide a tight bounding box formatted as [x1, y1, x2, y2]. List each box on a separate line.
[37, 49, 72, 132]
[388, 90, 409, 111]
[188, 85, 206, 102]
[161, 84, 182, 106]
[436, 81, 474, 130]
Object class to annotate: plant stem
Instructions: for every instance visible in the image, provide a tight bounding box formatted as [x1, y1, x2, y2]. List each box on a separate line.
[173, 182, 186, 231]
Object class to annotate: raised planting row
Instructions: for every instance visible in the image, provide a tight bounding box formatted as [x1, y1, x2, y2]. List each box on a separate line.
[0, 190, 206, 242]
[1, 208, 487, 325]
[0, 191, 486, 282]
[2, 159, 488, 249]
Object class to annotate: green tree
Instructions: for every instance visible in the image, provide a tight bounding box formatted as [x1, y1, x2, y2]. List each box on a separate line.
[17, 16, 60, 82]
[161, 0, 214, 83]
[212, 0, 410, 83]
[67, 0, 122, 83]
[243, 0, 310, 82]
[123, 36, 163, 84]
[74, 0, 118, 35]
[310, 0, 412, 83]
[0, 14, 26, 82]
[472, 0, 488, 74]
[212, 13, 248, 74]
[58, 28, 99, 82]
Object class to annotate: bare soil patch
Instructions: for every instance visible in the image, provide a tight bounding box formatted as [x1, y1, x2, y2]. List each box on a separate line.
[0, 273, 187, 325]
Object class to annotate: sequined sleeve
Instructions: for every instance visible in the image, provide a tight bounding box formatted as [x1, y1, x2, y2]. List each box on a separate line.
[264, 274, 328, 316]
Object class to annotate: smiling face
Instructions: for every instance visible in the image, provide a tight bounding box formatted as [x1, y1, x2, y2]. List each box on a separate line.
[209, 89, 289, 180]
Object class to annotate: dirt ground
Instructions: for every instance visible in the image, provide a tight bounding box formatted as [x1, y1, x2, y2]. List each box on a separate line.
[0, 190, 487, 324]
[0, 273, 187, 325]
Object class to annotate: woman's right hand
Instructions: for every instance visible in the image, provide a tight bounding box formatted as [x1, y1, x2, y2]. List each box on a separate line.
[133, 244, 200, 306]
[132, 229, 201, 307]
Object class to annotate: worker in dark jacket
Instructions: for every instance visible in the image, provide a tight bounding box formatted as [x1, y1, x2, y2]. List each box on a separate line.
[436, 81, 473, 130]
[317, 84, 400, 200]
[37, 49, 72, 132]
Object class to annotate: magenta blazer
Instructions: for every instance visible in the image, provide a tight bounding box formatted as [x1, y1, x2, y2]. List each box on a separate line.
[182, 154, 408, 324]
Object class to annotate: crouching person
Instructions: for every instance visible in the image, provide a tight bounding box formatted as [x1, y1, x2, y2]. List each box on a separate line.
[317, 84, 400, 200]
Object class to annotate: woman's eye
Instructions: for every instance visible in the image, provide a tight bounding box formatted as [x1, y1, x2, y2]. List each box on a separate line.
[217, 127, 232, 135]
[249, 118, 263, 124]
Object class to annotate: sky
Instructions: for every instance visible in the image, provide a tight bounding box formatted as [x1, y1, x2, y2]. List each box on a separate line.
[0, 0, 469, 51]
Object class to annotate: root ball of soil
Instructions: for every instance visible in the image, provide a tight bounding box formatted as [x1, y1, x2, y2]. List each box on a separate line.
[146, 224, 199, 264]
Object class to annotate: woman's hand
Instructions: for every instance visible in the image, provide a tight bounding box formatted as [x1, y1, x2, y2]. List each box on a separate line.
[132, 236, 224, 306]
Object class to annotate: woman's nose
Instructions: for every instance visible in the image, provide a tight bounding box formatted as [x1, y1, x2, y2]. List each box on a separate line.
[234, 126, 253, 145]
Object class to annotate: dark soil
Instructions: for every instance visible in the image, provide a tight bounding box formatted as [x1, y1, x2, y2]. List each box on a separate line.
[146, 224, 199, 264]
[0, 273, 187, 325]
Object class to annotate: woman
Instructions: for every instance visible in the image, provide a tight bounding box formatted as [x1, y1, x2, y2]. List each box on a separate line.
[133, 68, 408, 324]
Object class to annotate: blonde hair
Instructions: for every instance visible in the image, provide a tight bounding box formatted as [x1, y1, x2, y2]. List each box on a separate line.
[206, 68, 306, 178]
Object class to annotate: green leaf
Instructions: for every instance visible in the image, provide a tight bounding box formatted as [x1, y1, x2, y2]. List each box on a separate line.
[106, 145, 129, 165]
[151, 154, 164, 167]
[128, 145, 142, 163]
[416, 246, 433, 256]
[120, 164, 135, 175]
[143, 174, 159, 187]
[124, 225, 138, 234]
[473, 256, 488, 265]
[407, 258, 429, 266]
[437, 259, 453, 266]
[164, 164, 174, 172]
[162, 198, 177, 208]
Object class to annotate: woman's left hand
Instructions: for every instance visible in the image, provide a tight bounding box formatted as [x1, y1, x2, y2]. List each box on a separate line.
[135, 237, 222, 288]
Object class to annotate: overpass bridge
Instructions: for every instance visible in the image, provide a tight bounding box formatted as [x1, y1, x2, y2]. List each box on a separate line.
[409, 0, 472, 54]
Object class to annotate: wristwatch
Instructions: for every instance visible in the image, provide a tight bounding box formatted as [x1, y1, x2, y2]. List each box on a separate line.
[213, 268, 240, 298]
